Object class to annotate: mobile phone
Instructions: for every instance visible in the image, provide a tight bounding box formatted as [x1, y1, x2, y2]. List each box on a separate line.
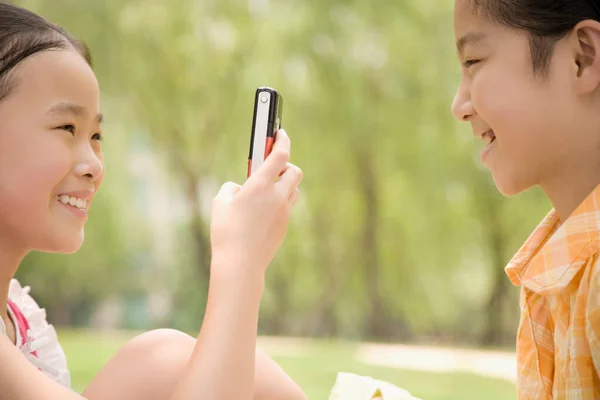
[247, 87, 283, 178]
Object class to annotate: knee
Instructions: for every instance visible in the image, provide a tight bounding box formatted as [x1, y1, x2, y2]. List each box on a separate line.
[84, 329, 195, 400]
[129, 332, 307, 400]
[122, 328, 195, 395]
[125, 328, 195, 369]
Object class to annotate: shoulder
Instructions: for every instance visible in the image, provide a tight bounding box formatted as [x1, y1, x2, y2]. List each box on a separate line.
[8, 279, 71, 388]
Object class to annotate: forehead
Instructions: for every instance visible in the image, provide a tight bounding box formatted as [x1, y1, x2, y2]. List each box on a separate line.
[454, 0, 489, 38]
[0, 49, 100, 117]
[453, 0, 524, 57]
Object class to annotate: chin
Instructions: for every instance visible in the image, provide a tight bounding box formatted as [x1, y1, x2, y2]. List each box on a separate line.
[492, 171, 535, 197]
[38, 231, 85, 254]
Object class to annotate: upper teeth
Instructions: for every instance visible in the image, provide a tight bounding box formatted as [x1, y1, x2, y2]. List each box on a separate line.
[57, 195, 87, 209]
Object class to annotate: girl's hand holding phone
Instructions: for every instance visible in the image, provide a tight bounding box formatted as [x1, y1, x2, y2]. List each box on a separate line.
[210, 129, 302, 287]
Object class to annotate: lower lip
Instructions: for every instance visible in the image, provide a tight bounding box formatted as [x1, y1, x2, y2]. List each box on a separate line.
[57, 200, 88, 220]
[480, 139, 496, 163]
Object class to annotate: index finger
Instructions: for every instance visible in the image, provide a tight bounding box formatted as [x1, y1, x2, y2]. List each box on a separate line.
[214, 181, 242, 204]
[254, 129, 291, 180]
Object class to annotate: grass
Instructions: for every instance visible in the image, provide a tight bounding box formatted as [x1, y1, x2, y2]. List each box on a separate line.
[58, 330, 516, 400]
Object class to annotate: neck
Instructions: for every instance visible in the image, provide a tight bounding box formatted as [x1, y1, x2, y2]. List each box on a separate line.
[0, 238, 27, 321]
[540, 158, 600, 222]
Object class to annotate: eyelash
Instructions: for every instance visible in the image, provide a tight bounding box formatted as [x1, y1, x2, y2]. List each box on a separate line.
[463, 59, 481, 69]
[59, 124, 103, 141]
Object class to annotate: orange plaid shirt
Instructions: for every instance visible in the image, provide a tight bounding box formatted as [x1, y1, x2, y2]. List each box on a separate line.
[506, 185, 600, 399]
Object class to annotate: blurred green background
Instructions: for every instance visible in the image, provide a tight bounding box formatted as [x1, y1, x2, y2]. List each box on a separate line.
[12, 0, 550, 397]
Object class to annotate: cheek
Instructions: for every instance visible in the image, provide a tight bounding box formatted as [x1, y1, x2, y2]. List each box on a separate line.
[0, 129, 72, 211]
[471, 67, 550, 150]
[470, 66, 559, 191]
[472, 67, 531, 124]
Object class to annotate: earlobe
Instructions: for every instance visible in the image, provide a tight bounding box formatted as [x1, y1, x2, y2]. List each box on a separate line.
[573, 21, 600, 94]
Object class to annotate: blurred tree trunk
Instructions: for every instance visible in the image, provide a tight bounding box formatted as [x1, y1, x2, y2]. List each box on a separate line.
[302, 209, 348, 336]
[183, 172, 211, 283]
[167, 125, 212, 283]
[480, 206, 511, 346]
[356, 144, 388, 338]
[474, 184, 512, 346]
[267, 269, 292, 334]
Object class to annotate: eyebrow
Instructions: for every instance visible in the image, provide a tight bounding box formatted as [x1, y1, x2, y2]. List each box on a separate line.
[47, 101, 103, 124]
[456, 31, 487, 56]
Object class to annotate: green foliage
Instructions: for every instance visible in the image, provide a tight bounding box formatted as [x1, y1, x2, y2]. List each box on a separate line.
[13, 0, 551, 345]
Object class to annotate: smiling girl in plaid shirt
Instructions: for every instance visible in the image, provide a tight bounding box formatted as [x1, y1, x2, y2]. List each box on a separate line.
[453, 0, 600, 398]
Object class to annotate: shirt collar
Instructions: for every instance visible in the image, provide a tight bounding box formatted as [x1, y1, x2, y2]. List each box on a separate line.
[505, 185, 600, 295]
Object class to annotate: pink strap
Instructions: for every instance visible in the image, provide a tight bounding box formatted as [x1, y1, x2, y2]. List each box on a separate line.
[7, 299, 37, 357]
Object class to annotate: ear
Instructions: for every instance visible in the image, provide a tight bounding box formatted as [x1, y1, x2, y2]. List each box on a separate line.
[572, 20, 600, 94]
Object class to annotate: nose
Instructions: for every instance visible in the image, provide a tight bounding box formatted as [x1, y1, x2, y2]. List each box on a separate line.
[74, 144, 104, 182]
[451, 81, 475, 122]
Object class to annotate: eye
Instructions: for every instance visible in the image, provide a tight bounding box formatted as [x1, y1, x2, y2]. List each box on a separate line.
[92, 133, 103, 141]
[58, 124, 76, 135]
[462, 59, 481, 69]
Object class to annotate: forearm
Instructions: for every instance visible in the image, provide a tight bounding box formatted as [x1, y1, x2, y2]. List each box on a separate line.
[170, 259, 265, 400]
[0, 336, 83, 400]
[170, 129, 301, 399]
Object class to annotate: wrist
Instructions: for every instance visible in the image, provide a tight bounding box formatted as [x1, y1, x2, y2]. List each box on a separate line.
[209, 256, 266, 297]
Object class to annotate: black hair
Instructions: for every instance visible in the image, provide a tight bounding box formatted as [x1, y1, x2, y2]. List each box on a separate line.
[0, 2, 92, 102]
[471, 0, 600, 76]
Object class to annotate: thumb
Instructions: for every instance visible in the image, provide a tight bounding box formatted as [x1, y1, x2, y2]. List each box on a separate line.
[215, 181, 241, 204]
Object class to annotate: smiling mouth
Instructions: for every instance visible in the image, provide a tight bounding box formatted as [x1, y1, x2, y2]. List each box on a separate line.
[482, 130, 496, 146]
[56, 195, 87, 210]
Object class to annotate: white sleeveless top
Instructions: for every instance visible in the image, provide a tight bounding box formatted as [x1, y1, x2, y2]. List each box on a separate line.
[0, 279, 71, 388]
